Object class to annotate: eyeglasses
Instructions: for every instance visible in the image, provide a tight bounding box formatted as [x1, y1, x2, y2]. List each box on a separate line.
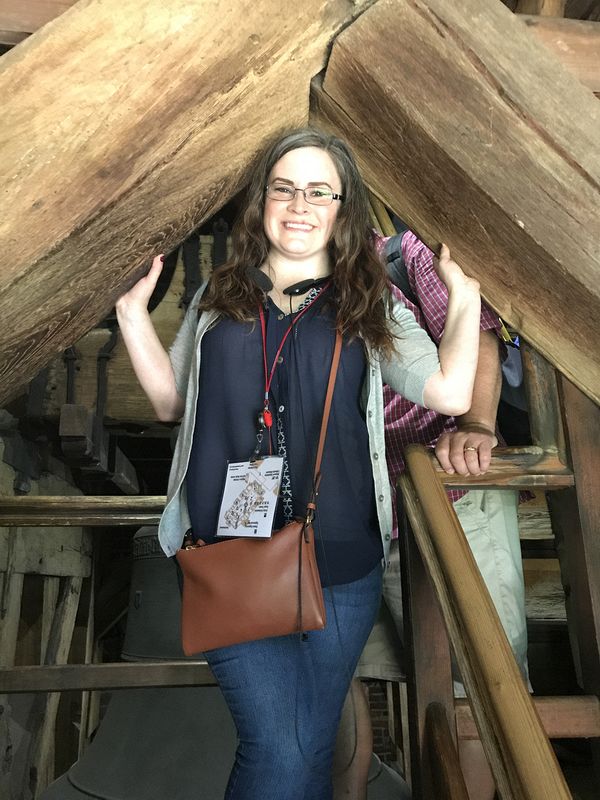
[265, 181, 345, 206]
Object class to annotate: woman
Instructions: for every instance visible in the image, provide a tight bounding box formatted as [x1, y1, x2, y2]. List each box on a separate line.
[116, 128, 481, 799]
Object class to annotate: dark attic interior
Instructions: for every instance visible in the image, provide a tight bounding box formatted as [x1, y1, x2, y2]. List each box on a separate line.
[1, 1, 599, 799]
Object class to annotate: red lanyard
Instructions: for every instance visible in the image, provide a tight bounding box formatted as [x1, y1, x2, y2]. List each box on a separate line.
[256, 283, 331, 443]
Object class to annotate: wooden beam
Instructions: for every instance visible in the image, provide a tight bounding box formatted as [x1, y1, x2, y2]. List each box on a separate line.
[0, 0, 371, 403]
[456, 695, 600, 739]
[310, 0, 600, 406]
[521, 344, 567, 458]
[0, 661, 216, 693]
[522, 15, 600, 91]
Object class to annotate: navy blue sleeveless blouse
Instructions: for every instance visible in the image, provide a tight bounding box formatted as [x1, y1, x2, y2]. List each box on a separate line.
[185, 290, 383, 587]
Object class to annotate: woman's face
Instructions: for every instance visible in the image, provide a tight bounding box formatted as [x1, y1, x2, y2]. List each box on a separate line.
[263, 146, 343, 263]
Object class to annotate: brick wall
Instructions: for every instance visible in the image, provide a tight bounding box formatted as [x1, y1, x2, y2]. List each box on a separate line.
[366, 679, 397, 764]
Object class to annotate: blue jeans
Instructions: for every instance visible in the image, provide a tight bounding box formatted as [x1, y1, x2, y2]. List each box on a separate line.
[204, 564, 382, 800]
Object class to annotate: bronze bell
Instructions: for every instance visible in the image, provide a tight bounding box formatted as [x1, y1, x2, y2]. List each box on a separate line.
[121, 525, 193, 661]
[41, 686, 236, 799]
[41, 527, 409, 799]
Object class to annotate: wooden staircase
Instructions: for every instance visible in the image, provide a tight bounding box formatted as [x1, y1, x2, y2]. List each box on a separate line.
[397, 345, 600, 798]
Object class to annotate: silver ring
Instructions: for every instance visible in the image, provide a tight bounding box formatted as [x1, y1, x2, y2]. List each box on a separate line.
[464, 446, 478, 452]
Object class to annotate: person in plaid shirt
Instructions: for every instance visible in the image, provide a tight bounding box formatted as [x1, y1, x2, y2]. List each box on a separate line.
[333, 231, 528, 800]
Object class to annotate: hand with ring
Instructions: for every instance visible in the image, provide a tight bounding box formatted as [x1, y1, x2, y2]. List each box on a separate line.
[435, 426, 498, 476]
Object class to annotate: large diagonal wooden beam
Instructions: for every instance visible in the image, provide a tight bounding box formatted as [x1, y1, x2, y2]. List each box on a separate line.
[311, 0, 600, 405]
[0, 0, 374, 403]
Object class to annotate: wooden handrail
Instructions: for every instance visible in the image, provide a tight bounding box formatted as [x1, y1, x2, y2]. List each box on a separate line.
[435, 446, 573, 489]
[0, 661, 217, 693]
[0, 495, 166, 526]
[402, 444, 572, 800]
[0, 446, 572, 527]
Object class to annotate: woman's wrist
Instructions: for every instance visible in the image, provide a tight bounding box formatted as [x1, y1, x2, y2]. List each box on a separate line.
[115, 298, 150, 324]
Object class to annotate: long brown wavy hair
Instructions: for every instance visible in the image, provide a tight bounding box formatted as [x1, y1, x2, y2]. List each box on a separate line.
[199, 127, 395, 354]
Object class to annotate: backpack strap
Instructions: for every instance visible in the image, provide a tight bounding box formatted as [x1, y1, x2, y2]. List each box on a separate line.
[384, 233, 419, 307]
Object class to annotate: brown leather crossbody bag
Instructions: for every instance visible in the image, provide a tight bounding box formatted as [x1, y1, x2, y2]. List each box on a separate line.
[175, 332, 342, 654]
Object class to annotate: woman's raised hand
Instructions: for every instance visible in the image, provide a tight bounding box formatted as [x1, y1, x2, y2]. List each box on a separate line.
[115, 253, 183, 420]
[116, 255, 164, 315]
[433, 244, 480, 297]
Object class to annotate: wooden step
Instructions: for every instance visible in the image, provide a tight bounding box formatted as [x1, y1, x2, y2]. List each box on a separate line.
[456, 695, 600, 740]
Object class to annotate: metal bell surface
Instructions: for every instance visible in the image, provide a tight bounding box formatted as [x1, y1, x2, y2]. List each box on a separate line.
[40, 686, 236, 800]
[121, 525, 193, 661]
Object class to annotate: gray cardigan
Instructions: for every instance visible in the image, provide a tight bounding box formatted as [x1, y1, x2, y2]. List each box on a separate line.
[158, 286, 440, 563]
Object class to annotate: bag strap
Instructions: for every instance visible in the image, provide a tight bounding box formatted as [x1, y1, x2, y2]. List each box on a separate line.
[305, 331, 343, 523]
[384, 233, 419, 307]
[297, 331, 342, 637]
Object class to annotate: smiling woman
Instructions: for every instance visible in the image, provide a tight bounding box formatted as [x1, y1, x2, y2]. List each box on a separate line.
[261, 146, 343, 301]
[115, 126, 481, 800]
[197, 128, 399, 352]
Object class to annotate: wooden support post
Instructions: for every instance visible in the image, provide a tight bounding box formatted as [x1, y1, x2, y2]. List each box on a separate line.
[521, 343, 566, 460]
[426, 703, 470, 800]
[0, 529, 24, 667]
[398, 493, 454, 799]
[310, 0, 600, 406]
[385, 681, 404, 771]
[85, 641, 103, 742]
[554, 378, 600, 695]
[41, 576, 60, 663]
[0, 531, 24, 800]
[78, 551, 96, 757]
[516, 0, 566, 15]
[399, 681, 411, 782]
[22, 576, 83, 797]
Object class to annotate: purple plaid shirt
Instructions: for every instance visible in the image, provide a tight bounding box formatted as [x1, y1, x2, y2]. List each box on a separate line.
[378, 232, 503, 537]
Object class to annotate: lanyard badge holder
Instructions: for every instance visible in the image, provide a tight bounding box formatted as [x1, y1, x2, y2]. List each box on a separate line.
[217, 285, 331, 539]
[252, 283, 331, 460]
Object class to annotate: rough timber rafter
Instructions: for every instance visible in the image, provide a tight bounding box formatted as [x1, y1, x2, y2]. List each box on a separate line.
[310, 0, 600, 405]
[0, 0, 373, 403]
